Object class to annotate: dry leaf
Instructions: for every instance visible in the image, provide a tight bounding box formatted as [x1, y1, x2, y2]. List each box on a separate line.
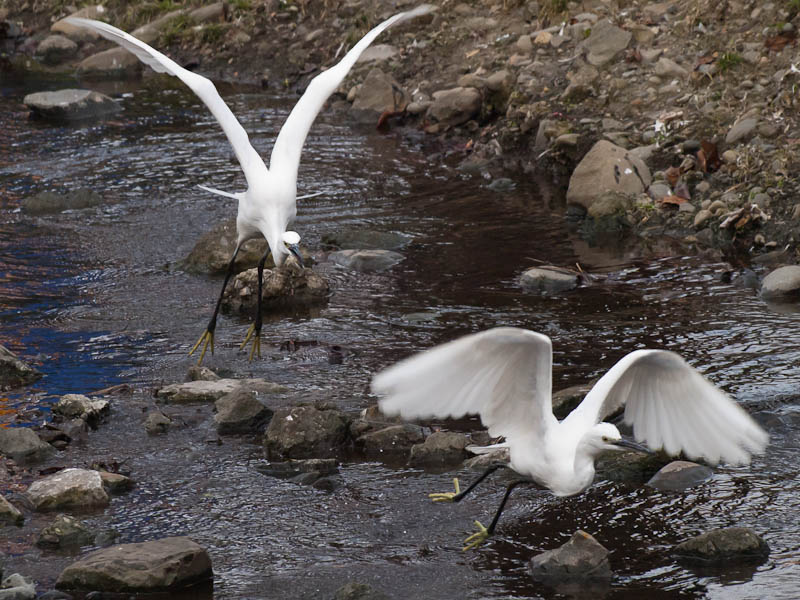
[660, 195, 687, 206]
[765, 31, 797, 52]
[701, 140, 722, 172]
[666, 166, 681, 187]
[465, 49, 480, 59]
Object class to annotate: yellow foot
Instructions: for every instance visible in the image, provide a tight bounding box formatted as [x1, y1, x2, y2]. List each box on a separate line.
[239, 323, 261, 361]
[429, 478, 461, 503]
[463, 520, 490, 551]
[189, 329, 214, 365]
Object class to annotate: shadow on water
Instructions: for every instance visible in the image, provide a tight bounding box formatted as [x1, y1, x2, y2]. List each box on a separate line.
[1, 76, 799, 599]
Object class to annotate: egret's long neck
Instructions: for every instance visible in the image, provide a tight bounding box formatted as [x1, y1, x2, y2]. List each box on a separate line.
[572, 436, 599, 488]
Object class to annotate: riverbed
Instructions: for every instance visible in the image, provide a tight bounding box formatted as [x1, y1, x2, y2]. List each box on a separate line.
[1, 74, 799, 599]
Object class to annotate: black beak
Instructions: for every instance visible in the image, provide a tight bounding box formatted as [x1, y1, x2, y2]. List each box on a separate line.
[287, 243, 303, 267]
[613, 438, 653, 454]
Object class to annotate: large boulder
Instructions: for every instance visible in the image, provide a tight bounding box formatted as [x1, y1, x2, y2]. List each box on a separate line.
[182, 219, 270, 275]
[566, 141, 651, 212]
[760, 265, 800, 300]
[427, 87, 482, 127]
[264, 406, 350, 459]
[23, 90, 120, 121]
[35, 34, 78, 65]
[51, 5, 106, 42]
[56, 536, 212, 592]
[21, 188, 106, 215]
[26, 468, 109, 511]
[673, 527, 770, 564]
[222, 266, 329, 314]
[529, 530, 612, 581]
[351, 67, 407, 122]
[0, 345, 42, 390]
[329, 249, 404, 272]
[0, 428, 55, 464]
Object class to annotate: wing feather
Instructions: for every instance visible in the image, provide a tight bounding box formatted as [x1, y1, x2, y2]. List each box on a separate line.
[564, 350, 768, 465]
[65, 17, 265, 188]
[371, 328, 557, 445]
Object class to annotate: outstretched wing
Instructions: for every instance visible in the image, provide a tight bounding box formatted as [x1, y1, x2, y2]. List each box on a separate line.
[65, 18, 266, 188]
[268, 4, 435, 180]
[564, 350, 768, 465]
[372, 328, 557, 445]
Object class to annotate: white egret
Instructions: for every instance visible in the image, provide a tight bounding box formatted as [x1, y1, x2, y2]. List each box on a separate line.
[371, 327, 768, 550]
[67, 6, 435, 363]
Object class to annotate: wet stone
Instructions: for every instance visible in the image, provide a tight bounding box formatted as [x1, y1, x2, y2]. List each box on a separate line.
[145, 411, 171, 435]
[0, 573, 36, 600]
[26, 468, 109, 512]
[53, 394, 109, 426]
[329, 249, 404, 272]
[156, 378, 285, 404]
[182, 219, 270, 275]
[0, 494, 23, 526]
[408, 431, 469, 467]
[36, 514, 94, 549]
[647, 460, 713, 491]
[21, 189, 106, 216]
[222, 265, 329, 313]
[674, 527, 770, 565]
[55, 536, 212, 593]
[464, 448, 509, 470]
[263, 406, 350, 459]
[23, 90, 120, 121]
[97, 471, 133, 495]
[427, 87, 482, 127]
[0, 427, 55, 464]
[520, 266, 578, 294]
[321, 229, 411, 251]
[214, 387, 274, 434]
[760, 265, 800, 300]
[333, 582, 391, 600]
[35, 34, 77, 65]
[350, 67, 407, 122]
[357, 423, 426, 459]
[0, 345, 42, 390]
[529, 530, 612, 582]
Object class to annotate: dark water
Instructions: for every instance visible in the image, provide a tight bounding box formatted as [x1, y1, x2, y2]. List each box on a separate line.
[1, 74, 799, 599]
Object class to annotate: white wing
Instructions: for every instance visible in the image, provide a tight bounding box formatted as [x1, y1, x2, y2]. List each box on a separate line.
[65, 18, 265, 189]
[268, 4, 435, 180]
[372, 328, 557, 445]
[564, 350, 768, 465]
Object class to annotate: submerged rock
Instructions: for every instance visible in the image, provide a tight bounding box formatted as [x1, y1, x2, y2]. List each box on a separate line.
[0, 427, 55, 464]
[321, 229, 411, 251]
[674, 527, 770, 564]
[333, 581, 391, 600]
[26, 468, 109, 511]
[263, 406, 350, 459]
[23, 90, 120, 121]
[0, 345, 42, 390]
[36, 514, 95, 549]
[329, 249, 404, 272]
[0, 494, 24, 526]
[520, 266, 579, 294]
[21, 189, 106, 215]
[256, 458, 341, 490]
[646, 460, 713, 491]
[144, 411, 172, 435]
[222, 266, 329, 313]
[408, 431, 469, 467]
[529, 530, 612, 581]
[56, 536, 212, 592]
[760, 265, 800, 300]
[0, 573, 36, 600]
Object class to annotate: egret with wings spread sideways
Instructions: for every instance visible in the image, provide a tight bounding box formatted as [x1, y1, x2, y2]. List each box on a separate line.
[372, 328, 768, 550]
[67, 6, 435, 363]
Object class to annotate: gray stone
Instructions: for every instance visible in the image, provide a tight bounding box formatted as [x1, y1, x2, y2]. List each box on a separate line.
[0, 345, 42, 390]
[321, 229, 411, 251]
[183, 219, 270, 275]
[648, 183, 672, 200]
[566, 140, 651, 210]
[408, 431, 469, 467]
[76, 46, 142, 78]
[0, 495, 23, 526]
[427, 87, 482, 127]
[186, 365, 220, 382]
[35, 35, 78, 65]
[333, 582, 390, 600]
[0, 573, 36, 600]
[0, 428, 55, 464]
[654, 57, 688, 79]
[646, 460, 713, 491]
[264, 406, 350, 459]
[760, 265, 800, 300]
[329, 249, 404, 272]
[520, 267, 578, 294]
[694, 209, 713, 228]
[98, 471, 133, 494]
[157, 378, 285, 404]
[725, 118, 758, 144]
[674, 527, 770, 564]
[53, 394, 109, 424]
[356, 44, 399, 63]
[189, 2, 226, 23]
[26, 468, 109, 511]
[529, 530, 612, 581]
[24, 90, 120, 121]
[214, 388, 273, 434]
[464, 448, 509, 469]
[22, 189, 106, 215]
[256, 458, 339, 479]
[222, 265, 329, 313]
[145, 411, 171, 435]
[37, 514, 94, 548]
[351, 68, 406, 121]
[357, 424, 426, 459]
[51, 5, 105, 42]
[582, 20, 632, 66]
[55, 536, 212, 592]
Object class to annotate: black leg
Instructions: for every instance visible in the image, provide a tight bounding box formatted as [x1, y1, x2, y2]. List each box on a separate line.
[240, 250, 271, 360]
[189, 245, 241, 364]
[486, 479, 533, 535]
[455, 463, 510, 502]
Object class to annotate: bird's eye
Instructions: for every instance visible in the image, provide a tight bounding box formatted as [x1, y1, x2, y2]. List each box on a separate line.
[602, 436, 610, 442]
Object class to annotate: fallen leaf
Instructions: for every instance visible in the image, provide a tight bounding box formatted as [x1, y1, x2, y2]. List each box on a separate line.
[626, 48, 643, 63]
[765, 30, 798, 52]
[695, 55, 715, 69]
[660, 195, 687, 206]
[666, 166, 681, 187]
[697, 148, 707, 172]
[465, 49, 480, 59]
[701, 140, 722, 172]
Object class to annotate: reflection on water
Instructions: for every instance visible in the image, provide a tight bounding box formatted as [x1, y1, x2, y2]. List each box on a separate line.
[1, 75, 798, 599]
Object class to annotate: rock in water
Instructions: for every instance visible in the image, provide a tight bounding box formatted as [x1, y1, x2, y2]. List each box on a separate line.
[529, 530, 612, 581]
[26, 468, 109, 511]
[0, 427, 55, 464]
[520, 266, 579, 294]
[182, 219, 270, 275]
[0, 494, 24, 526]
[0, 573, 36, 599]
[674, 527, 770, 564]
[36, 514, 95, 548]
[760, 265, 800, 300]
[333, 582, 391, 600]
[23, 90, 121, 121]
[0, 345, 42, 390]
[329, 249, 404, 272]
[55, 536, 212, 592]
[222, 266, 329, 314]
[408, 431, 469, 467]
[646, 460, 713, 491]
[21, 188, 106, 215]
[264, 406, 350, 459]
[214, 387, 274, 434]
